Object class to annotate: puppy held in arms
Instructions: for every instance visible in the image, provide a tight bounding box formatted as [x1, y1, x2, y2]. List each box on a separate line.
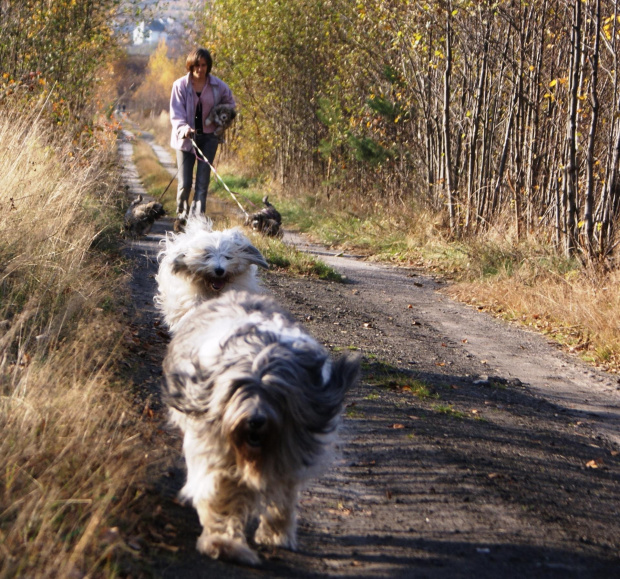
[155, 215, 269, 333]
[206, 104, 237, 139]
[162, 291, 360, 566]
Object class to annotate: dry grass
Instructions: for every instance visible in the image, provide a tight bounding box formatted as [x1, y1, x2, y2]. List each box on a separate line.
[446, 255, 620, 372]
[0, 107, 155, 577]
[131, 139, 177, 215]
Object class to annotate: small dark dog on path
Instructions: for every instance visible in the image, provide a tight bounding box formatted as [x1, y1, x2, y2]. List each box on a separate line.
[124, 194, 166, 237]
[245, 196, 282, 237]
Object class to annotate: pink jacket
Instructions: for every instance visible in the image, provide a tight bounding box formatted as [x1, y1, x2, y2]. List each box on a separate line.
[169, 73, 235, 151]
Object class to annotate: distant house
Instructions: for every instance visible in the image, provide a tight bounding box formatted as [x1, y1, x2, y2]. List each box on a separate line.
[132, 19, 168, 47]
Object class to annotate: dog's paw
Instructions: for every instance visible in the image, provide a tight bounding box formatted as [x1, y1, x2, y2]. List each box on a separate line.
[173, 218, 186, 234]
[254, 523, 297, 550]
[197, 533, 261, 566]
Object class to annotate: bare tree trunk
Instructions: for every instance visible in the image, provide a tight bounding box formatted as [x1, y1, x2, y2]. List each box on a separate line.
[584, 0, 601, 258]
[492, 80, 518, 218]
[443, 2, 456, 234]
[564, 0, 582, 257]
[466, 11, 490, 232]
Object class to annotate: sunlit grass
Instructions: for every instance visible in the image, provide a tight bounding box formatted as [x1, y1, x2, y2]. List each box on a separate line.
[432, 403, 466, 419]
[362, 359, 435, 400]
[131, 139, 177, 215]
[0, 107, 154, 577]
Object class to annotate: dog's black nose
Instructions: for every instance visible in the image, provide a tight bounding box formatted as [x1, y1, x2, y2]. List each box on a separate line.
[214, 267, 225, 277]
[248, 416, 266, 430]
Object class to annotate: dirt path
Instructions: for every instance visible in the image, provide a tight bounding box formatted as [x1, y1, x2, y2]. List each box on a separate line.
[118, 129, 620, 578]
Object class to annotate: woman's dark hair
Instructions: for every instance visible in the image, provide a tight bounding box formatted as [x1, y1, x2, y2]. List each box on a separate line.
[186, 47, 213, 75]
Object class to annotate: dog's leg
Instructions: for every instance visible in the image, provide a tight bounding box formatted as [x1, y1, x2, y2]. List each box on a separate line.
[254, 482, 299, 549]
[194, 475, 261, 566]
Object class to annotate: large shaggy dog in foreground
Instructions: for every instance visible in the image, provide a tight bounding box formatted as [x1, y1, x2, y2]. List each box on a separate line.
[155, 216, 269, 333]
[162, 291, 360, 565]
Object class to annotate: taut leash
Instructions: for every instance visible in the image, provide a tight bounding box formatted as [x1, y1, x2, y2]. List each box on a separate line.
[190, 137, 249, 219]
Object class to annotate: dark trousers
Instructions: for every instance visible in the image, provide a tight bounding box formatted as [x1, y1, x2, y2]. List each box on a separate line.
[176, 133, 218, 219]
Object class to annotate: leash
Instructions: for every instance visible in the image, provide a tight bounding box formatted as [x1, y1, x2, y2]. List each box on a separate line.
[158, 167, 179, 202]
[190, 137, 249, 219]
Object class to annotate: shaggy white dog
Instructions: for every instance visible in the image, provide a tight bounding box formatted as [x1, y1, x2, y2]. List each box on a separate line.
[162, 291, 360, 565]
[155, 216, 269, 333]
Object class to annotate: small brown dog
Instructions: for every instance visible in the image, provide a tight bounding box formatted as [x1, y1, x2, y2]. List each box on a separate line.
[124, 194, 166, 237]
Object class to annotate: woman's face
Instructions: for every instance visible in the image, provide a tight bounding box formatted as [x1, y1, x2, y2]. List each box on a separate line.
[192, 58, 209, 80]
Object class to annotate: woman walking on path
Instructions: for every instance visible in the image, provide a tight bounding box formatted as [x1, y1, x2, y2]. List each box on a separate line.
[170, 47, 235, 231]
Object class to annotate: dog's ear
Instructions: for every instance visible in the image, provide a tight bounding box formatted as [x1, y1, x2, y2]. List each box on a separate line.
[325, 353, 361, 400]
[162, 369, 210, 414]
[171, 253, 189, 274]
[241, 243, 269, 269]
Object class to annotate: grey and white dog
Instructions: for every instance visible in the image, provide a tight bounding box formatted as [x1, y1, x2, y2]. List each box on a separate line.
[155, 216, 269, 333]
[162, 291, 360, 565]
[123, 194, 166, 237]
[206, 104, 237, 139]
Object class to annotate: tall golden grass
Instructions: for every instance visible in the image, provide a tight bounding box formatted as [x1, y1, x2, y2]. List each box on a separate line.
[0, 107, 154, 577]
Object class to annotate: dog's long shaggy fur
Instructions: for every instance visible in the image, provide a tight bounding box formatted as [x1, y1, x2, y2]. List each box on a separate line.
[163, 291, 360, 566]
[207, 104, 237, 139]
[245, 196, 282, 237]
[155, 216, 269, 333]
[124, 194, 166, 237]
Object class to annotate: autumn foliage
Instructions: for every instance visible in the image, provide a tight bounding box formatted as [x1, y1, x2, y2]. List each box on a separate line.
[193, 0, 620, 262]
[0, 0, 122, 125]
[132, 39, 183, 117]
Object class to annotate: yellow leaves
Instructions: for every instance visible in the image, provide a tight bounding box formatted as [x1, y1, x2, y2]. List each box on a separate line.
[549, 79, 557, 88]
